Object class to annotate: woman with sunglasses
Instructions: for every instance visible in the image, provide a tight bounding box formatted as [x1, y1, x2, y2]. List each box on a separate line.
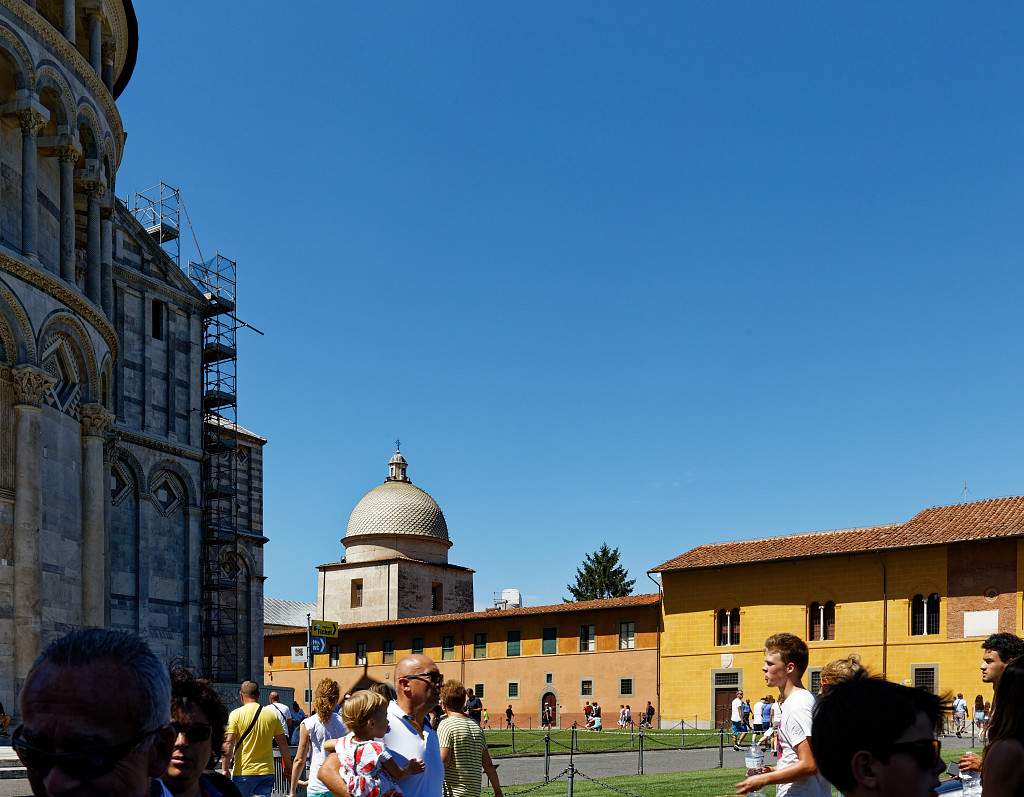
[979, 656, 1024, 797]
[162, 666, 242, 797]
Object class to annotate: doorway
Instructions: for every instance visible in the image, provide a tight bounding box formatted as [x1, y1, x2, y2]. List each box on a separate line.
[714, 689, 734, 729]
[542, 692, 557, 728]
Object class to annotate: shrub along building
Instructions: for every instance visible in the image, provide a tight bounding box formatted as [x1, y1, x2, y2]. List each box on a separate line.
[651, 496, 1024, 727]
[264, 448, 659, 727]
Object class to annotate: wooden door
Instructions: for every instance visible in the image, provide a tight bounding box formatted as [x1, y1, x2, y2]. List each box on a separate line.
[542, 692, 557, 726]
[714, 689, 733, 729]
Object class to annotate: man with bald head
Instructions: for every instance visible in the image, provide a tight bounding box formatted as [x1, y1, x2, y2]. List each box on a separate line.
[319, 654, 444, 797]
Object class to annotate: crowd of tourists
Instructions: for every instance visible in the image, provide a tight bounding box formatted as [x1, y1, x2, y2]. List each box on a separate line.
[10, 626, 1024, 796]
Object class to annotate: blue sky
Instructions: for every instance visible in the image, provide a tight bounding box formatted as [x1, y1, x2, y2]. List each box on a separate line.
[116, 2, 1024, 609]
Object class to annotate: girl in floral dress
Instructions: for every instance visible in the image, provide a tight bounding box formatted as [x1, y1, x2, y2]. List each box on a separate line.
[339, 690, 424, 797]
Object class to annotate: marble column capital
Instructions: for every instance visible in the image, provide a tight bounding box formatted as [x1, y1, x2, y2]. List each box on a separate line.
[18, 106, 48, 136]
[79, 402, 114, 438]
[78, 177, 106, 199]
[12, 366, 55, 407]
[55, 143, 81, 164]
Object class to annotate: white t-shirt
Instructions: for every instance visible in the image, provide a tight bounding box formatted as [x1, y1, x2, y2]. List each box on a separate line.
[270, 701, 291, 735]
[953, 698, 967, 715]
[731, 697, 743, 723]
[383, 700, 444, 797]
[752, 701, 765, 724]
[303, 711, 347, 794]
[776, 688, 830, 797]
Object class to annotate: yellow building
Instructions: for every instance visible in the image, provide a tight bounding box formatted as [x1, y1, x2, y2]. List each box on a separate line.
[264, 594, 660, 728]
[651, 496, 1024, 727]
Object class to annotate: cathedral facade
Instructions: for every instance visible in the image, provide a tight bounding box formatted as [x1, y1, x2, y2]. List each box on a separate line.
[0, 0, 265, 713]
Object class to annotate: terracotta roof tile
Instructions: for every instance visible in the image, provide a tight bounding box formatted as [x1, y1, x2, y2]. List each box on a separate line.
[650, 496, 1024, 573]
[264, 593, 660, 637]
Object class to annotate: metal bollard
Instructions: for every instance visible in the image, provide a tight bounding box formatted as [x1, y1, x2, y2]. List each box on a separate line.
[545, 733, 551, 783]
[719, 728, 724, 769]
[637, 730, 644, 775]
[566, 765, 575, 797]
[512, 722, 516, 754]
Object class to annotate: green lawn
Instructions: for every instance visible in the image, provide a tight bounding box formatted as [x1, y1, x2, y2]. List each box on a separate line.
[483, 769, 778, 797]
[484, 728, 725, 758]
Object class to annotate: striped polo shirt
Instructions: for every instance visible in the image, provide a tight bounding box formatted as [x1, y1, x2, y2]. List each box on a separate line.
[437, 714, 486, 797]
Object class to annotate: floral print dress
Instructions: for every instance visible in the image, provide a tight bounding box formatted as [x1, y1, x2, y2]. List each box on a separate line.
[339, 733, 403, 797]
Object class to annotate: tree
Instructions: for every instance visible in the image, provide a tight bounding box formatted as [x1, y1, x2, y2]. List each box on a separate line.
[565, 543, 635, 601]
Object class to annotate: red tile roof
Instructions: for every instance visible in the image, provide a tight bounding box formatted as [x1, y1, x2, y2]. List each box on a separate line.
[264, 593, 661, 637]
[650, 496, 1024, 573]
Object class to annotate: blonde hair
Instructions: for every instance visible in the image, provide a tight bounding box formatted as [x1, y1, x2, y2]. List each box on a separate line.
[820, 654, 864, 688]
[342, 689, 389, 735]
[313, 677, 341, 725]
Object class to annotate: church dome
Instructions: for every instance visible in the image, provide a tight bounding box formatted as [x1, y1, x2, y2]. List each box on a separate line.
[343, 447, 451, 546]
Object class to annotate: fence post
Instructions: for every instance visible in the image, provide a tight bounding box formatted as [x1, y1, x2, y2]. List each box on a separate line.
[512, 722, 516, 754]
[572, 725, 578, 754]
[719, 728, 725, 769]
[544, 732, 551, 783]
[681, 719, 685, 749]
[566, 763, 575, 797]
[637, 730, 644, 775]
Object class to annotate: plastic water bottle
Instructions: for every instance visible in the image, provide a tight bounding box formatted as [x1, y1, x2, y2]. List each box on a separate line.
[961, 768, 982, 797]
[745, 743, 766, 797]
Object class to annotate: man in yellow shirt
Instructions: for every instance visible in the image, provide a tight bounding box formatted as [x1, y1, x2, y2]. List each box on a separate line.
[222, 680, 292, 796]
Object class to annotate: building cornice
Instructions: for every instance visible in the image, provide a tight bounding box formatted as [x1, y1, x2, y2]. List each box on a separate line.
[114, 427, 204, 462]
[3, 0, 125, 166]
[113, 263, 206, 310]
[0, 249, 118, 361]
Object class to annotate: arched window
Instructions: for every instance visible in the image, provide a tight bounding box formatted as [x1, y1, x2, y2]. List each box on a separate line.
[911, 593, 941, 636]
[716, 608, 740, 646]
[809, 601, 836, 641]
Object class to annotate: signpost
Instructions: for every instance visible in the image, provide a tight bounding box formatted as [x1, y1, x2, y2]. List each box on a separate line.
[310, 620, 338, 638]
[305, 613, 312, 712]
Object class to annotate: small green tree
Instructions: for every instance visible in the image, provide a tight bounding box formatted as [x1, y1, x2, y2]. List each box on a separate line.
[565, 543, 635, 601]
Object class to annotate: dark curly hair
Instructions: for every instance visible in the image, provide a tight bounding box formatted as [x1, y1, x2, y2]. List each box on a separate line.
[169, 665, 229, 750]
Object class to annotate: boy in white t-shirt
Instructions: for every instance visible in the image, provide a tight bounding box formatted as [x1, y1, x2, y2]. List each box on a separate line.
[736, 633, 830, 797]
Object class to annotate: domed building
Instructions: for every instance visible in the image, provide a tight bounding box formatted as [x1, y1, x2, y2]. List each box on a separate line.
[318, 447, 474, 623]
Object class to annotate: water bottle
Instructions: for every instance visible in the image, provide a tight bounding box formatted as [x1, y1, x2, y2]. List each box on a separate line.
[961, 768, 982, 797]
[745, 743, 766, 797]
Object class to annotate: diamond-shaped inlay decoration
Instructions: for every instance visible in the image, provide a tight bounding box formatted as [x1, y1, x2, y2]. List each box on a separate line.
[153, 477, 181, 515]
[110, 466, 131, 505]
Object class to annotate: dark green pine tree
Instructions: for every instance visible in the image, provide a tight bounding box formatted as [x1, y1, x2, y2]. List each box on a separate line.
[564, 543, 635, 601]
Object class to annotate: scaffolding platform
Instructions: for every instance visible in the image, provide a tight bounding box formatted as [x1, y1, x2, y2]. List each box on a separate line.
[203, 389, 236, 410]
[203, 342, 237, 364]
[144, 221, 179, 242]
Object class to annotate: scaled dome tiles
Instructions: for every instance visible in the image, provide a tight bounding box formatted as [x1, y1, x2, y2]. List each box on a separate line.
[346, 478, 450, 542]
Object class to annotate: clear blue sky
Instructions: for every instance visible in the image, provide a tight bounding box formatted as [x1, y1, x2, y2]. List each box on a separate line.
[116, 2, 1024, 609]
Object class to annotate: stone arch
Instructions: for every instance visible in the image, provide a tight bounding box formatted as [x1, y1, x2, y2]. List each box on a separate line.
[0, 23, 35, 91]
[0, 299, 16, 365]
[35, 63, 76, 132]
[98, 352, 112, 409]
[36, 310, 98, 400]
[0, 276, 37, 364]
[146, 459, 198, 509]
[112, 446, 146, 498]
[76, 101, 103, 160]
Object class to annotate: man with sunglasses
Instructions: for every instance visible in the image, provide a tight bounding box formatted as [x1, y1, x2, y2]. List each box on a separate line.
[15, 628, 176, 797]
[319, 654, 445, 797]
[810, 674, 946, 797]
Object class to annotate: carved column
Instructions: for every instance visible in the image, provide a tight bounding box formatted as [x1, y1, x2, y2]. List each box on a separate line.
[100, 203, 113, 316]
[80, 402, 113, 626]
[88, 12, 102, 76]
[57, 145, 79, 284]
[83, 180, 104, 304]
[18, 107, 46, 261]
[63, 0, 76, 44]
[102, 54, 114, 94]
[12, 366, 55, 687]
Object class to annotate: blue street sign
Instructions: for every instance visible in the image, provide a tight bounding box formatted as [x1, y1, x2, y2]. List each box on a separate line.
[310, 636, 327, 655]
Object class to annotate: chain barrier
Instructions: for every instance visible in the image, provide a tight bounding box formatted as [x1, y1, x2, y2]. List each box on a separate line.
[492, 767, 571, 797]
[572, 767, 644, 797]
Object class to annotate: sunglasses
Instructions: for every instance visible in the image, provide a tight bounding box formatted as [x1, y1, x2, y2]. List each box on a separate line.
[405, 672, 444, 686]
[878, 738, 942, 769]
[12, 724, 164, 781]
[172, 722, 212, 743]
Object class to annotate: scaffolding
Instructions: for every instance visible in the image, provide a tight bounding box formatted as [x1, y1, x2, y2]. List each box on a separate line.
[131, 186, 245, 684]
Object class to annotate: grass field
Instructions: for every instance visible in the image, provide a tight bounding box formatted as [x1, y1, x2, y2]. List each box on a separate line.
[482, 769, 780, 797]
[483, 727, 726, 757]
